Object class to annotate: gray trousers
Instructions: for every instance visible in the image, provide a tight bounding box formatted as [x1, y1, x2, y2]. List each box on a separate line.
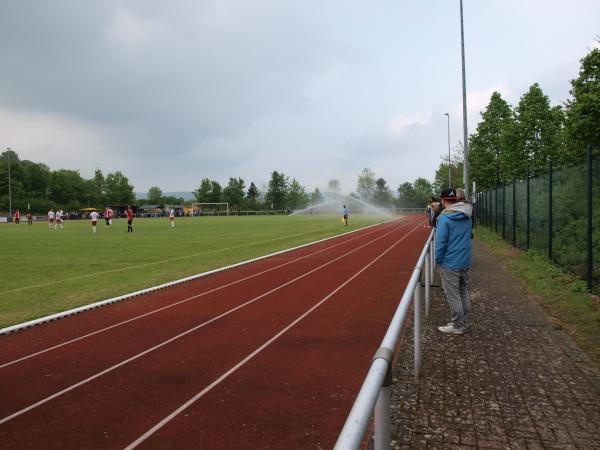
[439, 266, 471, 330]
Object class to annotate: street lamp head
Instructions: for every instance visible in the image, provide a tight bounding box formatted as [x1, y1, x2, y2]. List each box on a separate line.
[444, 113, 449, 117]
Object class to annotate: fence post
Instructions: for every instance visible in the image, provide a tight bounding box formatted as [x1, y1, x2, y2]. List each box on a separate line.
[413, 281, 422, 381]
[548, 160, 553, 261]
[587, 145, 593, 290]
[495, 186, 498, 233]
[502, 184, 506, 240]
[512, 178, 516, 247]
[527, 171, 530, 250]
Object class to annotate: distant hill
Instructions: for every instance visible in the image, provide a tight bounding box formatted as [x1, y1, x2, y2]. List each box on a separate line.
[136, 191, 195, 201]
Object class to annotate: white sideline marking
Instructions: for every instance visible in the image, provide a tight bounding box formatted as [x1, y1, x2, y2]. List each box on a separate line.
[0, 221, 395, 335]
[0, 221, 402, 369]
[125, 223, 423, 449]
[0, 221, 419, 426]
[0, 227, 333, 295]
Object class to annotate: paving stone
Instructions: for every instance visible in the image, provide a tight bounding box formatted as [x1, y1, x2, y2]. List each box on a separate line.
[377, 240, 600, 450]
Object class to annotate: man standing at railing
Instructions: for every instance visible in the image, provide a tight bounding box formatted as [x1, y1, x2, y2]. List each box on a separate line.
[435, 188, 473, 334]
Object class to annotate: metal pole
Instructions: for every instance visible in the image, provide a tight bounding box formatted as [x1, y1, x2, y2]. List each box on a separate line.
[587, 145, 593, 290]
[413, 282, 422, 380]
[460, 0, 469, 199]
[495, 186, 498, 233]
[526, 172, 530, 250]
[502, 184, 506, 240]
[512, 178, 516, 247]
[425, 256, 431, 317]
[548, 160, 553, 261]
[445, 113, 451, 187]
[374, 385, 391, 450]
[7, 148, 12, 218]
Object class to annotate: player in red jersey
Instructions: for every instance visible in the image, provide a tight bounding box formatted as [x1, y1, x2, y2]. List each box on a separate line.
[127, 206, 134, 232]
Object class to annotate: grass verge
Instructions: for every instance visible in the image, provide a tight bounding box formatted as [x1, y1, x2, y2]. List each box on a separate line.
[475, 226, 600, 366]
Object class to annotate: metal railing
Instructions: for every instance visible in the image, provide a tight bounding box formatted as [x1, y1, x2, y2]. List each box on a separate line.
[334, 229, 435, 450]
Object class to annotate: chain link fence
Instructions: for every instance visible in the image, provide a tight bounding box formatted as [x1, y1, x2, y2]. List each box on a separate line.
[475, 147, 599, 291]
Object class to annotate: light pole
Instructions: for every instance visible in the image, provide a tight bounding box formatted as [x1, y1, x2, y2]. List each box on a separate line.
[459, 0, 470, 199]
[6, 147, 12, 217]
[444, 113, 451, 187]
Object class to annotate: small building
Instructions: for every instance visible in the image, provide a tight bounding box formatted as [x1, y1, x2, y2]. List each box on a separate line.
[137, 204, 163, 217]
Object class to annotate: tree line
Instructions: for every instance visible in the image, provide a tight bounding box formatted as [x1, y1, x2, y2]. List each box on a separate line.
[0, 152, 135, 213]
[469, 47, 600, 190]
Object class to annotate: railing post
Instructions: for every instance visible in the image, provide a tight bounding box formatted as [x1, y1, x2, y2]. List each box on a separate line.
[373, 346, 393, 450]
[374, 383, 391, 450]
[425, 253, 431, 317]
[413, 282, 422, 380]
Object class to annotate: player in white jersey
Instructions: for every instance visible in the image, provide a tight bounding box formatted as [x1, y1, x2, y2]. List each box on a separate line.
[90, 211, 99, 233]
[169, 208, 175, 228]
[55, 209, 64, 229]
[48, 209, 55, 229]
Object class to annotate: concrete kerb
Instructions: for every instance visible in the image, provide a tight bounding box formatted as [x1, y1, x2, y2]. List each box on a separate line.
[0, 219, 396, 335]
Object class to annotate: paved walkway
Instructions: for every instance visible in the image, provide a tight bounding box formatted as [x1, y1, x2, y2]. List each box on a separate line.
[386, 239, 600, 449]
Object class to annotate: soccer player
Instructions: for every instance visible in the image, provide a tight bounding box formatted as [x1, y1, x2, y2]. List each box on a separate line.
[108, 207, 114, 226]
[55, 209, 64, 229]
[13, 209, 20, 225]
[90, 210, 99, 233]
[48, 208, 55, 229]
[342, 205, 349, 226]
[104, 208, 110, 227]
[26, 211, 33, 225]
[127, 206, 134, 232]
[169, 207, 175, 228]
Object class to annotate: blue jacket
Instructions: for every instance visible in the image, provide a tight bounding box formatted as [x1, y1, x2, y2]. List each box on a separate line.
[435, 202, 472, 270]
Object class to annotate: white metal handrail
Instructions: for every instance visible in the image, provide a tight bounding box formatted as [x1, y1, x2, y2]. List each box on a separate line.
[334, 229, 435, 450]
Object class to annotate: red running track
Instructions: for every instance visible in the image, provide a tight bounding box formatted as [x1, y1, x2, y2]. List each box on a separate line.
[0, 217, 429, 449]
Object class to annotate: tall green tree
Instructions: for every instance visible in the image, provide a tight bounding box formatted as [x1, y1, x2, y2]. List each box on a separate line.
[373, 178, 392, 206]
[564, 47, 600, 159]
[104, 171, 135, 204]
[21, 160, 51, 199]
[469, 92, 514, 189]
[310, 187, 324, 205]
[147, 186, 163, 204]
[48, 169, 87, 206]
[356, 168, 375, 201]
[398, 177, 435, 207]
[246, 182, 260, 207]
[86, 168, 106, 206]
[512, 83, 564, 177]
[286, 179, 309, 210]
[209, 181, 222, 203]
[222, 177, 245, 209]
[266, 171, 288, 209]
[0, 149, 24, 202]
[193, 178, 212, 203]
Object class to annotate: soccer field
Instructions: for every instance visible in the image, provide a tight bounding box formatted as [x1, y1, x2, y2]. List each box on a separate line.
[0, 215, 386, 328]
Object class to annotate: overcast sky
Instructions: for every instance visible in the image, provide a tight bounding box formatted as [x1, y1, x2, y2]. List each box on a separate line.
[1, 1, 599, 195]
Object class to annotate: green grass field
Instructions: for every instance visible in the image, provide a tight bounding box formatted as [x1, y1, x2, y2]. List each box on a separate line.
[0, 215, 386, 329]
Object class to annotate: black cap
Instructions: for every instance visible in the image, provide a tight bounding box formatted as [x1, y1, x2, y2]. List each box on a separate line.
[440, 188, 457, 200]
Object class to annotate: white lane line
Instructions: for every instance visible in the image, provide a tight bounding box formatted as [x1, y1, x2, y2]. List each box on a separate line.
[124, 222, 423, 449]
[0, 227, 336, 295]
[0, 221, 402, 369]
[0, 221, 419, 426]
